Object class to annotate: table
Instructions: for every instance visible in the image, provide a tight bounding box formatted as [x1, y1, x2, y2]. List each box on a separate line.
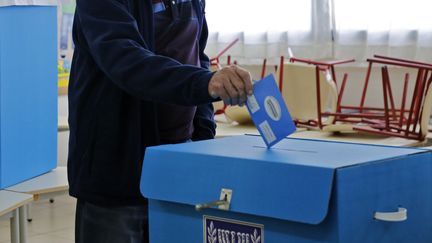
[0, 191, 33, 243]
[58, 116, 69, 132]
[215, 117, 424, 147]
[215, 122, 259, 138]
[6, 167, 69, 243]
[7, 167, 68, 198]
[289, 130, 424, 147]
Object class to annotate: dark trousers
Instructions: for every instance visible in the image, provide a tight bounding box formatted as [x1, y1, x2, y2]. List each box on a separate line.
[75, 200, 149, 243]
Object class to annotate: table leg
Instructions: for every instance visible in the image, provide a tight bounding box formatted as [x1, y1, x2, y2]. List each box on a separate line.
[19, 206, 28, 243]
[26, 203, 32, 222]
[10, 209, 19, 243]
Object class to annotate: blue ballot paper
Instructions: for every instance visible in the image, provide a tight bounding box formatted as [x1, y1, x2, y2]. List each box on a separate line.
[246, 74, 296, 147]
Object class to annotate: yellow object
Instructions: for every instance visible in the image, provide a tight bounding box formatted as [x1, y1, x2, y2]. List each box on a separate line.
[58, 60, 69, 89]
[58, 73, 69, 88]
[224, 105, 252, 124]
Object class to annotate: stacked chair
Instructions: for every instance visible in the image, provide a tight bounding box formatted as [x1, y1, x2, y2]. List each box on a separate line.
[350, 56, 432, 142]
[278, 55, 432, 143]
[277, 56, 354, 131]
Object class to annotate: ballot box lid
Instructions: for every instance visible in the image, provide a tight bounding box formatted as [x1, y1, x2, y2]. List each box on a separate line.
[140, 135, 426, 224]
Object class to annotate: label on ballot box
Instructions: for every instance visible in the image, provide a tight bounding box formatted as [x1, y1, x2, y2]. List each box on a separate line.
[204, 216, 264, 243]
[246, 75, 296, 147]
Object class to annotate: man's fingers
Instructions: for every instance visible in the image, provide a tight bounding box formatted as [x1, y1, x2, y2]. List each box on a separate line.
[229, 76, 246, 104]
[234, 66, 253, 95]
[226, 69, 245, 105]
[208, 81, 223, 98]
[223, 81, 239, 105]
[208, 65, 253, 106]
[219, 92, 230, 105]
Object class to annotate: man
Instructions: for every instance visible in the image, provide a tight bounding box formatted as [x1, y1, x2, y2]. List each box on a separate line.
[68, 0, 252, 242]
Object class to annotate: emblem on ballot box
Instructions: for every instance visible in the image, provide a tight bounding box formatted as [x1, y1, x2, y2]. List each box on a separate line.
[204, 216, 264, 243]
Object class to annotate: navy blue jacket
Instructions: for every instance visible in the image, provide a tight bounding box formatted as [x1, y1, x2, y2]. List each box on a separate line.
[68, 0, 215, 205]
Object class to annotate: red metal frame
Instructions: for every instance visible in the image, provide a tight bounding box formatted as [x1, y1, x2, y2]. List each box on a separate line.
[279, 56, 284, 91]
[341, 58, 431, 118]
[359, 62, 372, 113]
[261, 58, 267, 79]
[337, 73, 348, 113]
[280, 56, 355, 128]
[350, 57, 432, 141]
[281, 55, 432, 141]
[382, 67, 391, 129]
[315, 66, 323, 129]
[399, 74, 409, 127]
[210, 38, 240, 68]
[374, 55, 432, 68]
[289, 57, 356, 66]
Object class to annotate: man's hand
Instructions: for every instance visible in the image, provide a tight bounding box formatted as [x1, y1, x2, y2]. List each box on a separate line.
[208, 65, 253, 106]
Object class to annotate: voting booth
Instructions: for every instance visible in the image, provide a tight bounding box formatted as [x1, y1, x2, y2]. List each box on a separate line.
[141, 135, 432, 243]
[0, 1, 57, 188]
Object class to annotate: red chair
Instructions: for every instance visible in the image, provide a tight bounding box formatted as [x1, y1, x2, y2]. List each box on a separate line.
[350, 56, 432, 141]
[277, 56, 354, 130]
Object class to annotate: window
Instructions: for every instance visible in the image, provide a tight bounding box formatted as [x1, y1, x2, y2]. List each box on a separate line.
[334, 0, 432, 31]
[206, 0, 312, 33]
[333, 0, 432, 62]
[205, 0, 432, 63]
[205, 0, 332, 63]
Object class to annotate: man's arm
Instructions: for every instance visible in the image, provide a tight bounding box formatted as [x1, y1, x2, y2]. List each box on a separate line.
[76, 0, 252, 107]
[75, 0, 214, 106]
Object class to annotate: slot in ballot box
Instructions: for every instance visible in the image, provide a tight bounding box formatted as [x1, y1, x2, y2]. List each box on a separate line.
[0, 1, 57, 188]
[141, 135, 432, 243]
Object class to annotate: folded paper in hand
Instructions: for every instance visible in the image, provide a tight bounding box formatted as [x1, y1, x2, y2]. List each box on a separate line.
[246, 75, 296, 147]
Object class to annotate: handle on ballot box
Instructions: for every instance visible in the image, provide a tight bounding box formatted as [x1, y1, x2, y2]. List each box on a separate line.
[374, 207, 407, 222]
[195, 188, 233, 211]
[195, 199, 229, 211]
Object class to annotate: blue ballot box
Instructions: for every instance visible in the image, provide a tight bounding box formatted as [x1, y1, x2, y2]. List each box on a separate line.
[141, 135, 432, 243]
[0, 3, 57, 188]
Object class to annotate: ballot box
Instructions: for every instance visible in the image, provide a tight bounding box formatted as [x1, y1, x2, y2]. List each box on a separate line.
[0, 2, 57, 188]
[141, 135, 432, 243]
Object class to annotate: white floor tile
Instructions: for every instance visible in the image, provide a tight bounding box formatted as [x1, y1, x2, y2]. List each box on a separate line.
[28, 232, 74, 243]
[49, 228, 75, 240]
[0, 194, 76, 243]
[0, 225, 11, 242]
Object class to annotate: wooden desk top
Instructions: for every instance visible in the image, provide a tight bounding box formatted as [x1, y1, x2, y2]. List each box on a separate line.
[0, 191, 33, 216]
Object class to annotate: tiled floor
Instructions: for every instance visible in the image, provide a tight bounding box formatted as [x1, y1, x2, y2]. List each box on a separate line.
[0, 195, 76, 243]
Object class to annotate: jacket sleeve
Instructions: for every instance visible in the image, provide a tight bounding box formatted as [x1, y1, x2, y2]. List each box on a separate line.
[75, 0, 214, 106]
[199, 16, 211, 69]
[192, 103, 216, 141]
[192, 7, 216, 141]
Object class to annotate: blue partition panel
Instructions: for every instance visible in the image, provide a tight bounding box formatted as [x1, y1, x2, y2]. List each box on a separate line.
[0, 5, 57, 188]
